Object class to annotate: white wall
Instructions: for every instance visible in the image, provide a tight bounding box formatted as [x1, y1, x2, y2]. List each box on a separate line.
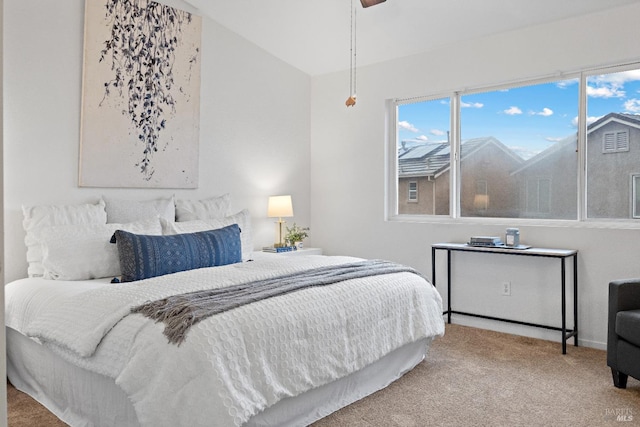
[310, 3, 640, 349]
[4, 0, 311, 283]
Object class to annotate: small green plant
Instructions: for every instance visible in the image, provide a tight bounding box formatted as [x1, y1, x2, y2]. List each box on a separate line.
[285, 223, 310, 244]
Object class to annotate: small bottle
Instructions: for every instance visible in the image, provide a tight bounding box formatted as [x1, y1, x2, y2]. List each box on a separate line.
[505, 228, 520, 247]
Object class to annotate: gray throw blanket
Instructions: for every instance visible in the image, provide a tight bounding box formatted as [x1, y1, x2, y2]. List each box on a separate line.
[131, 259, 424, 345]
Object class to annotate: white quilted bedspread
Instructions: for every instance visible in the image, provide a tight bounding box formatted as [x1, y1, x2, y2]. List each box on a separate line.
[13, 255, 444, 427]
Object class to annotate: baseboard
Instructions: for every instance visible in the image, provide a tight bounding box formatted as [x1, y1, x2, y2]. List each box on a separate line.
[446, 315, 606, 351]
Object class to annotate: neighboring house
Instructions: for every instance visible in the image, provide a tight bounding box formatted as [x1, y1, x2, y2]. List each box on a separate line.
[586, 113, 640, 219]
[512, 113, 640, 220]
[398, 137, 523, 217]
[397, 141, 450, 215]
[510, 135, 578, 220]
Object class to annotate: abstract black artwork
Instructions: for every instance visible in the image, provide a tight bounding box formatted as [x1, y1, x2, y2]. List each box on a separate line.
[80, 0, 202, 188]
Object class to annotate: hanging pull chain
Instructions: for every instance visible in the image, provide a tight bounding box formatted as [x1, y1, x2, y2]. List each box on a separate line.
[346, 0, 357, 107]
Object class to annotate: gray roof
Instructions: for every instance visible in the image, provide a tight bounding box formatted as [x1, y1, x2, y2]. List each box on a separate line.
[398, 136, 522, 178]
[512, 112, 640, 175]
[398, 142, 446, 160]
[588, 112, 640, 130]
[510, 134, 577, 176]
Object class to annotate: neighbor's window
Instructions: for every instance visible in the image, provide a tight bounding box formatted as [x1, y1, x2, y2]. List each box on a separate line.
[408, 181, 418, 202]
[474, 180, 488, 211]
[586, 68, 640, 219]
[633, 175, 640, 218]
[526, 178, 551, 215]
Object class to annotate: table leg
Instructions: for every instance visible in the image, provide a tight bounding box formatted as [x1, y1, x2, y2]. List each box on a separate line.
[561, 257, 566, 355]
[447, 250, 452, 324]
[431, 247, 436, 287]
[573, 254, 578, 347]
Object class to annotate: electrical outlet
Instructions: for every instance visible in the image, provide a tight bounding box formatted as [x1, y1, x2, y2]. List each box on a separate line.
[501, 281, 511, 296]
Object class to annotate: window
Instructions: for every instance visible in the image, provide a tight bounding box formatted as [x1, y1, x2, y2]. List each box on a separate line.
[603, 131, 629, 153]
[633, 175, 640, 219]
[408, 181, 418, 202]
[474, 180, 488, 211]
[526, 178, 551, 214]
[391, 63, 640, 222]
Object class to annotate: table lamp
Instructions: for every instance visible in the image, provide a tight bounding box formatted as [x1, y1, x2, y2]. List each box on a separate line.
[267, 195, 294, 247]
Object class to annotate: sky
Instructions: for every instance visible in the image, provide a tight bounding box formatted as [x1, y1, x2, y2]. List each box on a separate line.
[398, 69, 640, 159]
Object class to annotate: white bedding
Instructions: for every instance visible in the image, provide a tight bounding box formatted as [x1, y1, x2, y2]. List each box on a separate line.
[7, 255, 444, 426]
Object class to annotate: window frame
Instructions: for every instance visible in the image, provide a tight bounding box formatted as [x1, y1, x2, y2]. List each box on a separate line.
[633, 174, 640, 219]
[386, 61, 640, 228]
[408, 181, 418, 203]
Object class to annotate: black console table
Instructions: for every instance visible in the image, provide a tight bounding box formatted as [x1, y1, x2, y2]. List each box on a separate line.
[431, 243, 578, 354]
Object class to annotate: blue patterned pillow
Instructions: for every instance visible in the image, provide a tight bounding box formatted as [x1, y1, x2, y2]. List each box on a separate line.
[113, 224, 242, 282]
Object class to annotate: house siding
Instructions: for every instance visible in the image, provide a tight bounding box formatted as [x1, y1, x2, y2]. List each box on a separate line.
[515, 140, 578, 220]
[587, 122, 640, 218]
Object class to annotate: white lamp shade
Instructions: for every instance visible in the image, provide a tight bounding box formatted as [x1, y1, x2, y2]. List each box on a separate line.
[267, 195, 294, 218]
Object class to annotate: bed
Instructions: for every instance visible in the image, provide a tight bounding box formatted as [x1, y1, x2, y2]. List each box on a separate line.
[6, 196, 444, 426]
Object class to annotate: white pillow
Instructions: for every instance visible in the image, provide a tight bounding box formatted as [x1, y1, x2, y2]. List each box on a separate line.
[23, 200, 107, 277]
[103, 195, 175, 223]
[175, 194, 231, 222]
[161, 209, 252, 261]
[40, 218, 163, 281]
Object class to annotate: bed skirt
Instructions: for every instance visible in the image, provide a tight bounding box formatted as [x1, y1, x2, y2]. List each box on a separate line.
[7, 327, 432, 426]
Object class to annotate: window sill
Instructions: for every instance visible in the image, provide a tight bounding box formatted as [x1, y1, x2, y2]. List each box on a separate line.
[387, 213, 640, 230]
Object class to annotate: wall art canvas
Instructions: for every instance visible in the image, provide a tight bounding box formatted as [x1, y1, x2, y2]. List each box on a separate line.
[80, 0, 201, 188]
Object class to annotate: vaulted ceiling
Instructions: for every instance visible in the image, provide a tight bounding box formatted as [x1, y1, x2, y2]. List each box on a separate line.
[175, 0, 640, 76]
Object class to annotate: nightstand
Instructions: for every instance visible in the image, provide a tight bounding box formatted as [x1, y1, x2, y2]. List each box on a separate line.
[262, 247, 323, 256]
[284, 247, 322, 256]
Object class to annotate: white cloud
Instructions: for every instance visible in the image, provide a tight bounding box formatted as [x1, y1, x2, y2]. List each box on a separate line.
[591, 69, 640, 87]
[398, 120, 419, 133]
[571, 115, 602, 127]
[504, 106, 522, 115]
[430, 129, 445, 136]
[586, 115, 602, 126]
[417, 135, 429, 141]
[461, 101, 484, 109]
[586, 70, 640, 99]
[623, 98, 640, 113]
[556, 78, 579, 89]
[545, 136, 564, 142]
[529, 107, 553, 116]
[586, 85, 625, 98]
[509, 146, 539, 160]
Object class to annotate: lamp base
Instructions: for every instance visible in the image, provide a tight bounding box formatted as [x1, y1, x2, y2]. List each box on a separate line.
[274, 219, 287, 247]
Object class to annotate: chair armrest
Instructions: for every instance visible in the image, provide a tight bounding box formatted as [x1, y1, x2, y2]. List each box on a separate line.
[608, 279, 640, 368]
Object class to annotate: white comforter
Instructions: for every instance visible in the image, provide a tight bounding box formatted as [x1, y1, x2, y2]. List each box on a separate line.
[7, 255, 444, 427]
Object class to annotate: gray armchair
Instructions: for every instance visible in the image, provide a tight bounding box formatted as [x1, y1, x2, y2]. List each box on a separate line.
[608, 279, 640, 388]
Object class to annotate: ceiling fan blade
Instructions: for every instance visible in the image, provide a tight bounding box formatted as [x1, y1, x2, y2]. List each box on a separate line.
[360, 0, 386, 8]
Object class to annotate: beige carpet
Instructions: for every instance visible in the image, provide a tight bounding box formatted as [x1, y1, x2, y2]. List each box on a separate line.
[8, 324, 640, 426]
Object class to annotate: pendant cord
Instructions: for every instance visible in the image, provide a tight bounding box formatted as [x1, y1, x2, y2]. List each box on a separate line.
[349, 0, 354, 97]
[346, 0, 357, 107]
[353, 5, 357, 97]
